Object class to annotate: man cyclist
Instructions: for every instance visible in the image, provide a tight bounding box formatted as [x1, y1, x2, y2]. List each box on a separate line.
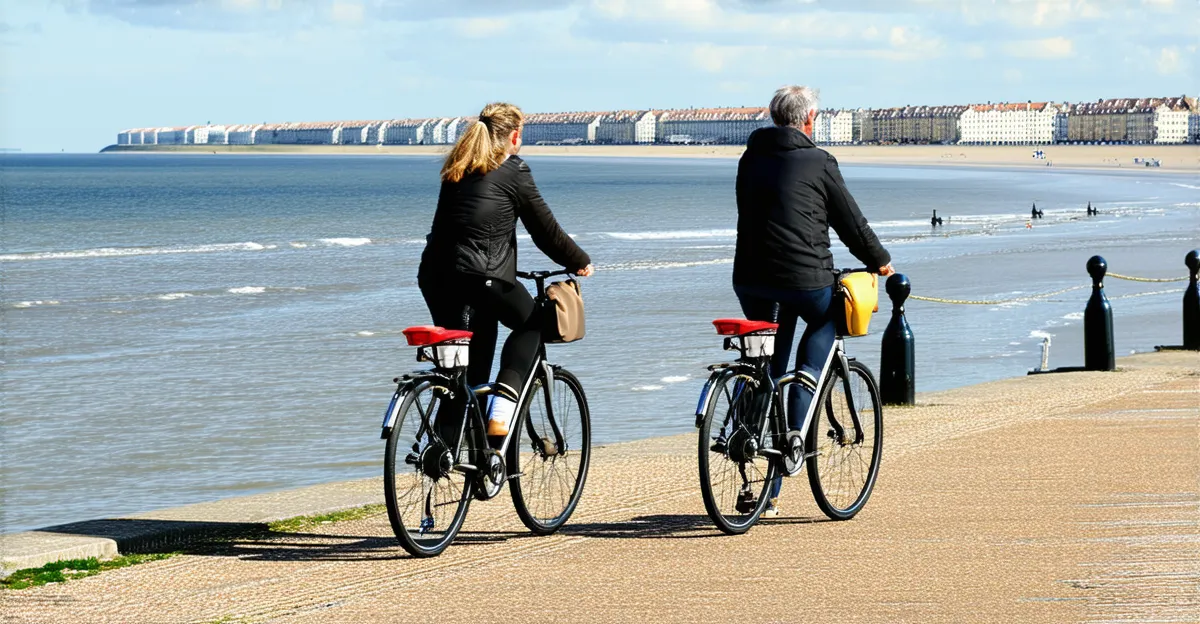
[733, 86, 894, 516]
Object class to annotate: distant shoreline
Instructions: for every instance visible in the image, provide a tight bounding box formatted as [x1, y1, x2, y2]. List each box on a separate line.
[100, 143, 1200, 172]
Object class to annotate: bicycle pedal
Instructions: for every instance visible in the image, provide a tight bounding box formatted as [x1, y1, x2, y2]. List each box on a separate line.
[709, 442, 727, 454]
[404, 453, 420, 466]
[452, 463, 478, 473]
[418, 516, 435, 534]
[507, 472, 525, 481]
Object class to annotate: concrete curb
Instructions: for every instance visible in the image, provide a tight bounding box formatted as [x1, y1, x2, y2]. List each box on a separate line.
[1, 477, 382, 577]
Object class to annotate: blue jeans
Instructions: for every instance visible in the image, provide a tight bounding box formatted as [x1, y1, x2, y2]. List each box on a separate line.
[734, 283, 838, 501]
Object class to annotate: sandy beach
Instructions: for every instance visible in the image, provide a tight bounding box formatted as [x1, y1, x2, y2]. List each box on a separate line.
[4, 350, 1197, 623]
[103, 143, 1200, 172]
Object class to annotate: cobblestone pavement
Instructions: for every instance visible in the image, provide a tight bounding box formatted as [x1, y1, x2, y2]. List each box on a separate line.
[3, 352, 1197, 623]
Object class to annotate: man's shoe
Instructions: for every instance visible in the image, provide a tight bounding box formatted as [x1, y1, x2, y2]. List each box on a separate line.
[762, 498, 780, 518]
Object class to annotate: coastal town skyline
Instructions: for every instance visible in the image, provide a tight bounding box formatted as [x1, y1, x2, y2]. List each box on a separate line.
[3, 1, 1197, 152]
[117, 94, 1199, 148]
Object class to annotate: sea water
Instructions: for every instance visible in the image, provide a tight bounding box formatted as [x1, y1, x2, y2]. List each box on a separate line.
[2, 154, 1197, 532]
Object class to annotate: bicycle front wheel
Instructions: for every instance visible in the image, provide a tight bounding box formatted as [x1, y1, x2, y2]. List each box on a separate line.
[383, 380, 475, 557]
[698, 372, 778, 535]
[806, 359, 883, 520]
[509, 368, 591, 535]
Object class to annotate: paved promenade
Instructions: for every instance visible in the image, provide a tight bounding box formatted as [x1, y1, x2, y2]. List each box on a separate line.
[3, 351, 1197, 623]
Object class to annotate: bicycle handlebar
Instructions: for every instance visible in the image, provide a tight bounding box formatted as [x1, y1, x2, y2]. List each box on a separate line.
[515, 268, 575, 280]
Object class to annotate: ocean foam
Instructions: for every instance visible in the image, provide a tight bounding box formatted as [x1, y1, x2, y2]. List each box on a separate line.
[1062, 312, 1084, 320]
[13, 300, 60, 308]
[661, 376, 690, 383]
[290, 242, 309, 248]
[0, 242, 266, 262]
[158, 293, 194, 301]
[228, 286, 266, 295]
[632, 385, 665, 391]
[1029, 330, 1054, 340]
[599, 258, 733, 271]
[320, 238, 371, 247]
[604, 229, 737, 241]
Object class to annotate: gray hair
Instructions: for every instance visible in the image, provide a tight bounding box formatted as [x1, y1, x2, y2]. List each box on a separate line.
[770, 85, 819, 127]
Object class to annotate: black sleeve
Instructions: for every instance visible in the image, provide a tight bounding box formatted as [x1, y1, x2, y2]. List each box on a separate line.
[512, 160, 592, 271]
[822, 154, 891, 269]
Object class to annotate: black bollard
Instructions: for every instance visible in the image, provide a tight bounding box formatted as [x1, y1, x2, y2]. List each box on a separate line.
[880, 274, 915, 405]
[1084, 256, 1115, 371]
[1184, 250, 1200, 350]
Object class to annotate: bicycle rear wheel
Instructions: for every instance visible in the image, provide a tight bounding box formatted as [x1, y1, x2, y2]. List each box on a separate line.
[698, 372, 778, 535]
[806, 359, 883, 520]
[508, 368, 591, 535]
[383, 380, 476, 557]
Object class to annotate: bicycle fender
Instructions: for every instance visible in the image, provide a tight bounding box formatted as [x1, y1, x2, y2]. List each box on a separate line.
[695, 364, 756, 428]
[379, 373, 454, 440]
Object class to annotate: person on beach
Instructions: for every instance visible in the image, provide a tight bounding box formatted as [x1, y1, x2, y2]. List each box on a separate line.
[418, 102, 594, 438]
[733, 86, 894, 516]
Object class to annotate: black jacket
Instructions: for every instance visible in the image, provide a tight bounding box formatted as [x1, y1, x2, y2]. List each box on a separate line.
[419, 156, 590, 285]
[733, 126, 890, 290]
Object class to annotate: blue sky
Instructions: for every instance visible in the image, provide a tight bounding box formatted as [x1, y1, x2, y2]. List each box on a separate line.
[1, 0, 1196, 152]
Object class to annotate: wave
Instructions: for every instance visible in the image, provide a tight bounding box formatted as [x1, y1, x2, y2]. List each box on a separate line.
[660, 376, 690, 383]
[319, 238, 371, 247]
[1062, 312, 1083, 320]
[1029, 330, 1054, 340]
[158, 293, 194, 301]
[0, 242, 267, 262]
[1169, 182, 1200, 190]
[227, 286, 266, 295]
[631, 385, 665, 391]
[598, 258, 733, 271]
[603, 229, 737, 241]
[12, 300, 60, 308]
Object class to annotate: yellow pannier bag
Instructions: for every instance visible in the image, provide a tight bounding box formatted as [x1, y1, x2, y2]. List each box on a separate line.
[840, 272, 879, 337]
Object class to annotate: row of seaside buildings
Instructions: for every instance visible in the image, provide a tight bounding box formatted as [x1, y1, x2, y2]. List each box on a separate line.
[118, 96, 1200, 148]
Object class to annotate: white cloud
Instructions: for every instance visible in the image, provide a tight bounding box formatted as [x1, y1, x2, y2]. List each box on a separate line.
[458, 17, 510, 38]
[691, 43, 732, 72]
[1005, 36, 1074, 58]
[1157, 46, 1181, 73]
[330, 1, 365, 24]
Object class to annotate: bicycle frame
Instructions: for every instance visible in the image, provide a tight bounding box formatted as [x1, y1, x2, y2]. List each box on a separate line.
[696, 332, 866, 457]
[381, 270, 573, 476]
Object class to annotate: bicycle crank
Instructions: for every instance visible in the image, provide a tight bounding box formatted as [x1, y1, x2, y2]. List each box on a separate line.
[781, 431, 806, 477]
[475, 450, 506, 501]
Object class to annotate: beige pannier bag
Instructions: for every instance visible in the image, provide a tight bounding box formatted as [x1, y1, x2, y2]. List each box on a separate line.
[543, 279, 585, 343]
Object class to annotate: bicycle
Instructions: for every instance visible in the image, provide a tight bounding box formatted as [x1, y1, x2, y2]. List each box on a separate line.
[380, 269, 592, 557]
[695, 269, 884, 534]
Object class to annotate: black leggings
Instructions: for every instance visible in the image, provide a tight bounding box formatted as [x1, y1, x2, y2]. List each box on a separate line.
[419, 274, 541, 393]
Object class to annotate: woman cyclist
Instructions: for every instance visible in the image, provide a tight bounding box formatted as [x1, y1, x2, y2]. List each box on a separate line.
[418, 102, 594, 438]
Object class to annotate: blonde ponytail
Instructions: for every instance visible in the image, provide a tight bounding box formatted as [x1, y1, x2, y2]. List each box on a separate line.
[441, 103, 524, 183]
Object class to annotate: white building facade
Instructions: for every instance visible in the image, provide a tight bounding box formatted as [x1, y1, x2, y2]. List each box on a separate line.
[1152, 98, 1196, 143]
[522, 112, 602, 144]
[656, 108, 771, 145]
[595, 111, 656, 144]
[958, 102, 1067, 145]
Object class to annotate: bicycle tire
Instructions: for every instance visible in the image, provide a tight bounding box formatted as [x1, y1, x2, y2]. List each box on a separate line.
[508, 368, 591, 535]
[806, 359, 883, 521]
[383, 379, 475, 557]
[698, 371, 778, 535]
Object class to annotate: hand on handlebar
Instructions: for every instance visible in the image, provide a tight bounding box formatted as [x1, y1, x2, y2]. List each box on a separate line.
[878, 263, 896, 277]
[576, 264, 595, 277]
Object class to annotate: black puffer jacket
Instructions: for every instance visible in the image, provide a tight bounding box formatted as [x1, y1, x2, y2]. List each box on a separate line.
[419, 156, 590, 285]
[733, 126, 890, 290]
